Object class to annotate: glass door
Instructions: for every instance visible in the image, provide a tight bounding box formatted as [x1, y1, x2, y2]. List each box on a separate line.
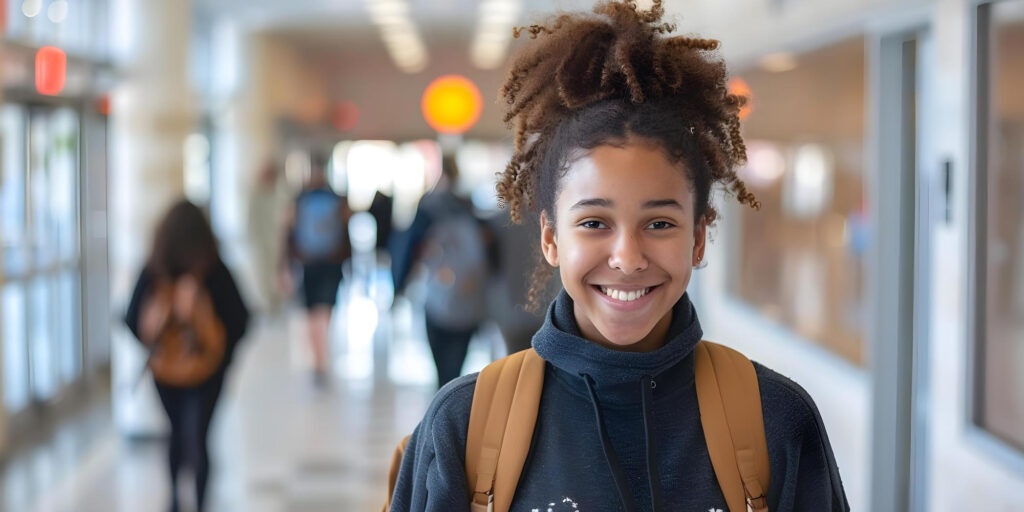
[0, 102, 83, 414]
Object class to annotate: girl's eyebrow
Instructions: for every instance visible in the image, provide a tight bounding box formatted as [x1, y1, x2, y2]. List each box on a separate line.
[568, 198, 684, 211]
[643, 199, 683, 210]
[569, 198, 612, 211]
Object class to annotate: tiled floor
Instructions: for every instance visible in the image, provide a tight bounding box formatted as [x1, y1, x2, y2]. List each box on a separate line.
[1, 274, 502, 512]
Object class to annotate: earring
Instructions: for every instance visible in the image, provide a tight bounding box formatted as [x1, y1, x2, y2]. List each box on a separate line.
[694, 255, 708, 269]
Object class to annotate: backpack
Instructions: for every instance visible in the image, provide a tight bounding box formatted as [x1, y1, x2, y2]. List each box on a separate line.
[142, 281, 226, 388]
[419, 199, 490, 329]
[383, 341, 771, 512]
[293, 188, 347, 262]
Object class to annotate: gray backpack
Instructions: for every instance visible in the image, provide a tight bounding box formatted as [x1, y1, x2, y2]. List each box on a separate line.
[420, 200, 489, 330]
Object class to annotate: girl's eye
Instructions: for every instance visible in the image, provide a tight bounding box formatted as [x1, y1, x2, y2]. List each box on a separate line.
[580, 220, 607, 229]
[648, 221, 675, 230]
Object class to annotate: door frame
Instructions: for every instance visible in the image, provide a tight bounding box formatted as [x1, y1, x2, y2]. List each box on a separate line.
[867, 21, 933, 512]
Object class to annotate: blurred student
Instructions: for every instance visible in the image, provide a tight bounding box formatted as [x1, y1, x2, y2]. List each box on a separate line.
[248, 159, 291, 314]
[391, 155, 495, 388]
[283, 153, 351, 387]
[483, 213, 546, 354]
[125, 200, 249, 512]
[369, 189, 395, 257]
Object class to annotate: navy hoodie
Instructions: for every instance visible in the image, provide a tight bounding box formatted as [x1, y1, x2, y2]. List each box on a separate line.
[390, 290, 850, 511]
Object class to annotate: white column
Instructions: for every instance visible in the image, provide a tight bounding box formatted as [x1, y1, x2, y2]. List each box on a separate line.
[215, 31, 288, 312]
[108, 0, 195, 435]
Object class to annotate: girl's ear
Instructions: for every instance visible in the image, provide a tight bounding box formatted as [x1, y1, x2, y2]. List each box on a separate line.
[692, 215, 708, 266]
[540, 211, 559, 267]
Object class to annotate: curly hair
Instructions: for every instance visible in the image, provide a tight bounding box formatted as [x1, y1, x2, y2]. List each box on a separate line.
[496, 0, 760, 310]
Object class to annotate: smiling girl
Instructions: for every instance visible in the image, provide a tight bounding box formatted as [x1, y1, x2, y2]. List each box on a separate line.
[388, 1, 849, 511]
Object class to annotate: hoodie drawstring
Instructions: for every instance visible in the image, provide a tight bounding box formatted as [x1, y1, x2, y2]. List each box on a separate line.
[582, 373, 637, 512]
[641, 375, 665, 511]
[582, 373, 665, 512]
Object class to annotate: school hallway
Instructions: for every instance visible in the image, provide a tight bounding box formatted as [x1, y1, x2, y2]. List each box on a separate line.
[0, 282, 500, 512]
[2, 0, 1024, 510]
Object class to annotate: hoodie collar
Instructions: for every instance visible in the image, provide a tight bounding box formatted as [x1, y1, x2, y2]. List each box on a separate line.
[533, 289, 702, 512]
[532, 288, 704, 386]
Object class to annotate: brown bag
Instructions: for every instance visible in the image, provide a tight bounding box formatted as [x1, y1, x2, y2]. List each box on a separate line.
[383, 341, 770, 512]
[142, 282, 226, 388]
[694, 341, 771, 512]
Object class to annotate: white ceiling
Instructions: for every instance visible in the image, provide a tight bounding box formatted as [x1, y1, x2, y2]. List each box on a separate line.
[194, 0, 599, 48]
[184, 0, 901, 141]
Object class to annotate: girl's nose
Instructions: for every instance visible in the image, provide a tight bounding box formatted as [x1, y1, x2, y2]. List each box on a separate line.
[608, 231, 648, 274]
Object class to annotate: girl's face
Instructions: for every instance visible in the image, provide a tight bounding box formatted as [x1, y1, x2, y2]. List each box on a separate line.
[541, 140, 706, 352]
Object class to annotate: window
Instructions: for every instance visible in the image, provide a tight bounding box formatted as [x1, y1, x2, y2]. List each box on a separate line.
[975, 0, 1024, 452]
[1, 105, 28, 277]
[0, 103, 84, 413]
[2, 284, 29, 412]
[728, 37, 868, 365]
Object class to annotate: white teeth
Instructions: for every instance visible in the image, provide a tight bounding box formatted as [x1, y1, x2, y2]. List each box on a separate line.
[599, 286, 650, 302]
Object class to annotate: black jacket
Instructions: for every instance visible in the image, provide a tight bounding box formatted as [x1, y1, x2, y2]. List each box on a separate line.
[390, 290, 850, 511]
[125, 260, 250, 375]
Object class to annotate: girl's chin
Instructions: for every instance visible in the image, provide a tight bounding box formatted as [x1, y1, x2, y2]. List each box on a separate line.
[595, 325, 656, 348]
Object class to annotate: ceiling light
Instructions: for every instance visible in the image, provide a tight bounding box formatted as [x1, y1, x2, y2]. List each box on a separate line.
[22, 0, 41, 17]
[477, 30, 507, 43]
[367, 0, 406, 17]
[48, 0, 68, 23]
[759, 52, 798, 73]
[480, 2, 518, 20]
[470, 0, 522, 70]
[365, 0, 428, 73]
[372, 13, 406, 26]
[381, 21, 417, 38]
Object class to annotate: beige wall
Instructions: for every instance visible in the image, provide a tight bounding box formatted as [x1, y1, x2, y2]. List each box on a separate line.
[312, 45, 511, 141]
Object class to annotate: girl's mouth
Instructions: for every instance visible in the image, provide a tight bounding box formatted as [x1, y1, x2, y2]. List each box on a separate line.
[592, 284, 661, 308]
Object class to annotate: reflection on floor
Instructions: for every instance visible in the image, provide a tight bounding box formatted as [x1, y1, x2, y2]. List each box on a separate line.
[1, 276, 502, 512]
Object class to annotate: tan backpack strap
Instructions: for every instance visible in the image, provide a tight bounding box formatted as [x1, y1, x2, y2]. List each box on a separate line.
[465, 349, 545, 512]
[695, 341, 771, 512]
[382, 435, 411, 512]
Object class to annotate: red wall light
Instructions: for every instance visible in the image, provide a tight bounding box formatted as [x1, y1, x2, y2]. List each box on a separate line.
[331, 101, 359, 132]
[36, 46, 67, 96]
[96, 94, 111, 116]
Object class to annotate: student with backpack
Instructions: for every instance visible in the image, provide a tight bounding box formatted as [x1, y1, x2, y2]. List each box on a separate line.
[125, 200, 249, 512]
[391, 155, 495, 388]
[483, 212, 547, 354]
[284, 153, 351, 387]
[385, 2, 850, 511]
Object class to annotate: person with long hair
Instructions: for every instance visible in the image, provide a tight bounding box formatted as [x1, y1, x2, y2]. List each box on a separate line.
[387, 2, 849, 510]
[125, 200, 249, 512]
